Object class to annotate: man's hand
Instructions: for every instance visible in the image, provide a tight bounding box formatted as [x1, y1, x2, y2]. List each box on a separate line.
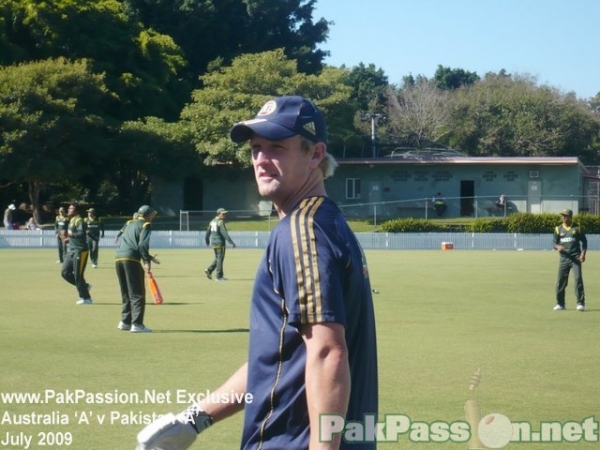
[136, 405, 212, 450]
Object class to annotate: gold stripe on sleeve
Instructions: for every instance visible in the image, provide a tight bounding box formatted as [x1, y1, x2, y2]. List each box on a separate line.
[292, 197, 325, 324]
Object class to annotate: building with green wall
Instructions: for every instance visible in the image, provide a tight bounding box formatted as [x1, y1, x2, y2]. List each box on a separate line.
[166, 155, 599, 220]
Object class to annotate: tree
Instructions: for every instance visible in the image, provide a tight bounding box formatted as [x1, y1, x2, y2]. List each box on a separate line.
[347, 63, 389, 113]
[434, 65, 479, 90]
[122, 0, 330, 78]
[448, 73, 600, 163]
[386, 79, 452, 148]
[1, 0, 188, 120]
[0, 58, 111, 222]
[110, 117, 200, 212]
[179, 49, 353, 165]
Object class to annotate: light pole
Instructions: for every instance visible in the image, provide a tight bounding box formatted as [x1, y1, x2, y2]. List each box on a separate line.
[361, 113, 384, 157]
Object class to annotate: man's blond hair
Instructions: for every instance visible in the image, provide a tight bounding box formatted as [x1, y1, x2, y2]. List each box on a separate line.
[301, 138, 338, 179]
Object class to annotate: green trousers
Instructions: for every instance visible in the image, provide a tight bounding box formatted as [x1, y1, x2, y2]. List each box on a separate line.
[555, 255, 585, 306]
[115, 259, 146, 326]
[207, 246, 227, 279]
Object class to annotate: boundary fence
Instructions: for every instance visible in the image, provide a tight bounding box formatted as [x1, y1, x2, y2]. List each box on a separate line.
[1, 229, 599, 251]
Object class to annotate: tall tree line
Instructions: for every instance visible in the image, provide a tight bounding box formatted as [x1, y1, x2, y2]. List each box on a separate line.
[1, 0, 599, 222]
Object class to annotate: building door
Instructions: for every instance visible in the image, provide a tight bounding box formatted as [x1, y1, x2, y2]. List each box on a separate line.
[460, 180, 475, 216]
[183, 176, 204, 210]
[528, 180, 542, 213]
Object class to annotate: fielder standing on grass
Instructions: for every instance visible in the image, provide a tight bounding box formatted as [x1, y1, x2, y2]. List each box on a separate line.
[136, 96, 378, 449]
[54, 206, 68, 263]
[61, 203, 93, 305]
[204, 207, 236, 281]
[553, 208, 587, 311]
[85, 207, 105, 268]
[115, 205, 159, 333]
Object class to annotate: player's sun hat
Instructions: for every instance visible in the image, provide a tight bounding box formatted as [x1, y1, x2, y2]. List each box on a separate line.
[230, 96, 327, 144]
[217, 208, 228, 214]
[87, 208, 96, 214]
[138, 205, 156, 217]
[560, 209, 573, 216]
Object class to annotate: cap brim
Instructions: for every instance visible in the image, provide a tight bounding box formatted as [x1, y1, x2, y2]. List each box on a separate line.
[230, 119, 296, 143]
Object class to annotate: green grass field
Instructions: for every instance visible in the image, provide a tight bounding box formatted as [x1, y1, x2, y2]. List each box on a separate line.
[1, 248, 598, 449]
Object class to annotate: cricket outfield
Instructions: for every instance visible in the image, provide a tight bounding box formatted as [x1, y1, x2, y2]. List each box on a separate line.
[0, 248, 598, 449]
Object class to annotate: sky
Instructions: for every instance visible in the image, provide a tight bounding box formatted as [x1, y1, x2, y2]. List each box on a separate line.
[312, 0, 599, 99]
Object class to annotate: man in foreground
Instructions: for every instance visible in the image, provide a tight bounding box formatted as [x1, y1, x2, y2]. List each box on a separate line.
[136, 96, 378, 449]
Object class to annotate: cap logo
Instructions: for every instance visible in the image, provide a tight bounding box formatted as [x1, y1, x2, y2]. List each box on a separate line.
[303, 121, 316, 136]
[257, 100, 277, 116]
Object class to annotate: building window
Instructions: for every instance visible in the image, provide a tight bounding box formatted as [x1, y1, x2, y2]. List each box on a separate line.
[346, 178, 361, 199]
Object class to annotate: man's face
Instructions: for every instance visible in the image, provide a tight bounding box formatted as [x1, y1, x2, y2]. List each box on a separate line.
[67, 205, 77, 218]
[250, 135, 318, 204]
[561, 214, 572, 226]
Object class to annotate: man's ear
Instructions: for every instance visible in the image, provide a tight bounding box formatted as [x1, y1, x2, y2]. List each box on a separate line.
[309, 142, 326, 169]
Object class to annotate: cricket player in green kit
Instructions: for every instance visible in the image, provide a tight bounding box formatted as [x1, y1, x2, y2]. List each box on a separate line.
[115, 205, 159, 333]
[552, 209, 587, 311]
[61, 203, 93, 305]
[204, 208, 236, 281]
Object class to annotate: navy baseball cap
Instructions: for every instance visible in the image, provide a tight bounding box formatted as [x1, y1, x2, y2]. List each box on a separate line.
[230, 96, 327, 144]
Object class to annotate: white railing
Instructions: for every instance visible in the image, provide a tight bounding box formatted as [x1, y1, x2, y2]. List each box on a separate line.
[1, 229, 599, 251]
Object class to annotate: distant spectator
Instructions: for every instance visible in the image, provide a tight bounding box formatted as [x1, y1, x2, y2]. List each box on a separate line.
[3, 204, 16, 229]
[432, 192, 447, 217]
[496, 194, 507, 209]
[26, 216, 41, 230]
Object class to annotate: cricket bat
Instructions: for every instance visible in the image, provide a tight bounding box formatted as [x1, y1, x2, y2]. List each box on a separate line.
[147, 271, 164, 304]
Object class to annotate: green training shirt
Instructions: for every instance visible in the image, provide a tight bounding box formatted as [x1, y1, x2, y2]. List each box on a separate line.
[66, 216, 88, 252]
[115, 218, 153, 263]
[553, 223, 587, 257]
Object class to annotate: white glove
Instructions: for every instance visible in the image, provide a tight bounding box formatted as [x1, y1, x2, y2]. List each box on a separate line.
[136, 405, 213, 450]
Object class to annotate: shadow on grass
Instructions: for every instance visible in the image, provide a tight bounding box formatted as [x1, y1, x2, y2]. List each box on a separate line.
[152, 328, 249, 334]
[90, 302, 206, 306]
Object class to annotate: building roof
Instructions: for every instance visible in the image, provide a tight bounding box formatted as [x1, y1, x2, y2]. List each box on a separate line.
[338, 156, 584, 167]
